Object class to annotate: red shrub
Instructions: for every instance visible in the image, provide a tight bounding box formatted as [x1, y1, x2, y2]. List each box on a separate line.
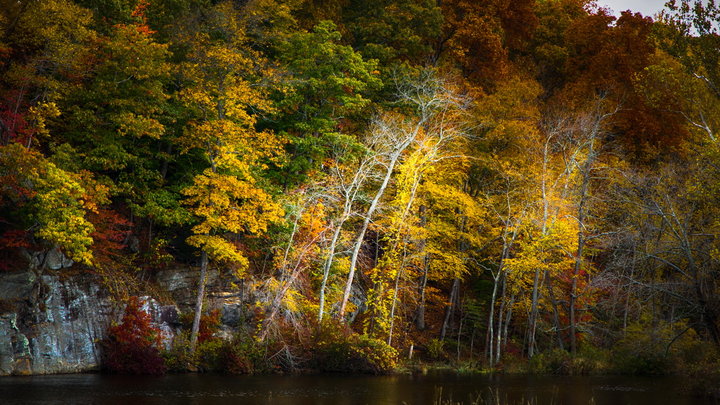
[102, 296, 166, 374]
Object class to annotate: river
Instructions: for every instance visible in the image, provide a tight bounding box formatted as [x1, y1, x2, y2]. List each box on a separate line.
[0, 372, 716, 404]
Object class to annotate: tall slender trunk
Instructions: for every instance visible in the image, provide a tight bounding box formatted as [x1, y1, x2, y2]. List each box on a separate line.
[416, 205, 429, 331]
[487, 271, 498, 365]
[416, 257, 429, 330]
[338, 150, 403, 319]
[489, 212, 517, 365]
[570, 157, 592, 354]
[493, 263, 511, 366]
[318, 221, 344, 321]
[528, 268, 542, 357]
[545, 271, 565, 350]
[499, 293, 515, 364]
[387, 252, 405, 346]
[440, 277, 460, 340]
[190, 251, 208, 352]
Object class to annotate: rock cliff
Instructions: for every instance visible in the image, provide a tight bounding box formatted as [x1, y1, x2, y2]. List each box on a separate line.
[0, 263, 251, 375]
[0, 269, 113, 375]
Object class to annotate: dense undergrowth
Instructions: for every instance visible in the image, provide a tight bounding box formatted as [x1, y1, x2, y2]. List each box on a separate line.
[102, 300, 399, 375]
[101, 297, 719, 399]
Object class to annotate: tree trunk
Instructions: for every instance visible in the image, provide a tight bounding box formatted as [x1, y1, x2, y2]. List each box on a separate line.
[440, 277, 460, 340]
[486, 271, 498, 365]
[318, 222, 343, 321]
[570, 186, 589, 354]
[416, 205, 429, 331]
[545, 271, 565, 350]
[500, 293, 515, 364]
[387, 256, 404, 346]
[190, 250, 208, 353]
[528, 268, 542, 357]
[338, 150, 402, 319]
[416, 257, 429, 330]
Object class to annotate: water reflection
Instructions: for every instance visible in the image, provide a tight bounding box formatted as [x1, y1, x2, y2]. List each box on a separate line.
[0, 372, 715, 404]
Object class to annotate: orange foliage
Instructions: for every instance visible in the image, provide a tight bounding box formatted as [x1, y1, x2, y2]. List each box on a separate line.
[442, 0, 538, 89]
[557, 10, 688, 154]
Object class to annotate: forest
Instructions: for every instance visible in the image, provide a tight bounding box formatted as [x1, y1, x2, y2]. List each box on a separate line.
[1, 0, 720, 382]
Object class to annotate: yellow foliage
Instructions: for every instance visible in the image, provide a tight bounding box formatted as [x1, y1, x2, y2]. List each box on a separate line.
[27, 102, 61, 141]
[0, 143, 108, 265]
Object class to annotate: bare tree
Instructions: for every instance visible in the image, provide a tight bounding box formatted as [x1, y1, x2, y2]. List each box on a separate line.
[337, 71, 470, 320]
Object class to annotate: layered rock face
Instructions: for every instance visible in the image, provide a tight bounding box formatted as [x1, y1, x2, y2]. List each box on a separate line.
[0, 270, 114, 375]
[154, 267, 248, 334]
[0, 263, 251, 375]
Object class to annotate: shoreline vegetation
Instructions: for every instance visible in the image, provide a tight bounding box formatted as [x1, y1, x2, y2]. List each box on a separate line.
[97, 296, 720, 400]
[1, 0, 720, 401]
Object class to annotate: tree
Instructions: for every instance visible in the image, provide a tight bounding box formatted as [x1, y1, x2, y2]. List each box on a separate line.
[336, 71, 470, 320]
[271, 20, 381, 186]
[0, 142, 108, 266]
[440, 0, 538, 89]
[363, 87, 474, 343]
[175, 1, 284, 351]
[317, 139, 375, 321]
[342, 0, 442, 66]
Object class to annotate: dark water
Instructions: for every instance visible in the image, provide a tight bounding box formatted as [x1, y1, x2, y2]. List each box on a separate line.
[0, 372, 716, 405]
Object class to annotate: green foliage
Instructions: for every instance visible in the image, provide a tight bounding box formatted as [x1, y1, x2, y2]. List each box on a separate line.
[220, 333, 270, 374]
[529, 348, 605, 376]
[427, 338, 446, 361]
[196, 338, 226, 371]
[163, 332, 228, 373]
[270, 19, 382, 184]
[609, 320, 692, 375]
[343, 0, 442, 65]
[310, 320, 398, 374]
[162, 331, 194, 372]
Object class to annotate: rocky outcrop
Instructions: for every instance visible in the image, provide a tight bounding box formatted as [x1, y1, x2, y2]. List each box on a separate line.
[0, 269, 182, 376]
[155, 267, 251, 333]
[0, 270, 114, 375]
[0, 264, 252, 376]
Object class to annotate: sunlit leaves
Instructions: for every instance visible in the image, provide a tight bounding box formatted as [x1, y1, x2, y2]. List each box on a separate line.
[183, 170, 282, 237]
[0, 143, 108, 265]
[178, 1, 284, 269]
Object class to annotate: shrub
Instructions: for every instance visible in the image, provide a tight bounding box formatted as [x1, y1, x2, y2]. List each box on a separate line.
[427, 338, 445, 361]
[220, 333, 268, 374]
[528, 348, 603, 375]
[102, 296, 166, 375]
[310, 320, 398, 374]
[162, 331, 194, 372]
[611, 350, 669, 375]
[197, 338, 225, 371]
[178, 308, 222, 344]
[610, 321, 673, 375]
[352, 334, 398, 373]
[198, 309, 222, 343]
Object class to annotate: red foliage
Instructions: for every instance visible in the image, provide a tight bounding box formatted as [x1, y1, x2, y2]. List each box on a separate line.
[102, 296, 166, 374]
[0, 230, 31, 272]
[198, 309, 222, 344]
[179, 308, 222, 343]
[89, 208, 131, 265]
[0, 229, 30, 249]
[114, 0, 156, 36]
[0, 93, 29, 146]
